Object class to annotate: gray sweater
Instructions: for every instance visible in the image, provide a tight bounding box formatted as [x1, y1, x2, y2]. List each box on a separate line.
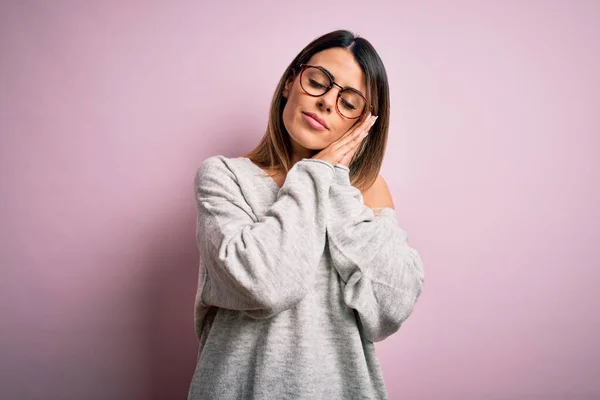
[187, 155, 425, 400]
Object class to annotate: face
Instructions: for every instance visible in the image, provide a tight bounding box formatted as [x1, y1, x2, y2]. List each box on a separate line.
[281, 47, 368, 159]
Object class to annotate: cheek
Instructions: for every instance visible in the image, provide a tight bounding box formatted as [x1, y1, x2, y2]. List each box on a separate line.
[334, 120, 358, 139]
[281, 100, 295, 129]
[282, 99, 301, 136]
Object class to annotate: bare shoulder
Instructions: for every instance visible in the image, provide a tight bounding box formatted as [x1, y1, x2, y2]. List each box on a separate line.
[361, 174, 395, 210]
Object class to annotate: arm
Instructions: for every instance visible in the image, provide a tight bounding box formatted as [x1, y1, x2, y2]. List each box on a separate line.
[195, 156, 334, 319]
[326, 164, 425, 342]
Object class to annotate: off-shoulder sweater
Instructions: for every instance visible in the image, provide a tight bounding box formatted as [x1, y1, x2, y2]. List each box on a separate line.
[187, 155, 425, 400]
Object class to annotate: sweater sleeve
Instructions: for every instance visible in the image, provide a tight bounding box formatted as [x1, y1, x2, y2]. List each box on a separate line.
[326, 164, 425, 342]
[194, 156, 334, 319]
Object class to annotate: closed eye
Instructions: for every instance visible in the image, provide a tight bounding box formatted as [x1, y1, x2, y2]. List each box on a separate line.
[341, 98, 356, 110]
[309, 79, 327, 88]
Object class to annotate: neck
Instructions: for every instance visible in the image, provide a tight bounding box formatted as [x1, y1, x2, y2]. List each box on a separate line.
[290, 141, 318, 167]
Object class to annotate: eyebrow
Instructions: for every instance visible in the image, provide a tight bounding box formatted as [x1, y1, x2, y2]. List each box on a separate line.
[319, 65, 365, 96]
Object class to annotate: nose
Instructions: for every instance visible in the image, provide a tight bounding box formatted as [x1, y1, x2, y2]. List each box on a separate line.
[317, 87, 339, 114]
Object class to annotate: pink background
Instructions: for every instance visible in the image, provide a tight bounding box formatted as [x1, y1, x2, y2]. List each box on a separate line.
[1, 1, 598, 399]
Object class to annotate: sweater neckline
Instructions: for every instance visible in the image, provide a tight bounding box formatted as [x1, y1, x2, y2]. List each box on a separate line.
[238, 157, 397, 219]
[239, 157, 282, 191]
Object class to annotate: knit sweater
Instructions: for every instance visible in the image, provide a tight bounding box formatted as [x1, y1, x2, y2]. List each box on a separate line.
[187, 155, 425, 400]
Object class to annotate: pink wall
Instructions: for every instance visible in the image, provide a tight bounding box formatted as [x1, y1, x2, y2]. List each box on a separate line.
[1, 1, 598, 399]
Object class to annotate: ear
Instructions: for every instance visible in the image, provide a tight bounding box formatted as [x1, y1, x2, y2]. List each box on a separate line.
[282, 74, 294, 99]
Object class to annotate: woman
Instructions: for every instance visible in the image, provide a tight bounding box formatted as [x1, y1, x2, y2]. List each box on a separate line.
[188, 30, 425, 400]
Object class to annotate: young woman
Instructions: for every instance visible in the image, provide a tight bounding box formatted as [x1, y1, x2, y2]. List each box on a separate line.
[188, 30, 425, 400]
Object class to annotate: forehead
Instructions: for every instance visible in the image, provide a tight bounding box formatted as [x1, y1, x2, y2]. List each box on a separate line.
[307, 48, 366, 93]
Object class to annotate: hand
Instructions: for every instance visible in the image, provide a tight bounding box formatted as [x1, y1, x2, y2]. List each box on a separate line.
[312, 113, 378, 167]
[338, 113, 378, 167]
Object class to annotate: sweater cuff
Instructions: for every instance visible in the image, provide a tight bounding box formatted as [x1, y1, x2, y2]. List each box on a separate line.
[333, 163, 351, 185]
[334, 163, 350, 172]
[333, 164, 398, 219]
[301, 158, 335, 171]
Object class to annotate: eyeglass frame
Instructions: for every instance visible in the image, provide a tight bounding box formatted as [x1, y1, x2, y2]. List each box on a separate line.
[294, 63, 373, 120]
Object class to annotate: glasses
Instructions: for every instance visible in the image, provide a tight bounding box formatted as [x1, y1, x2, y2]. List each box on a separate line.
[296, 64, 371, 119]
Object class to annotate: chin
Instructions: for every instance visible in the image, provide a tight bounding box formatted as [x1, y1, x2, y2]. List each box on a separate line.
[289, 128, 328, 151]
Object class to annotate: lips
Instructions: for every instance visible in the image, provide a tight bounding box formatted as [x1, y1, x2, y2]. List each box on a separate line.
[302, 112, 328, 129]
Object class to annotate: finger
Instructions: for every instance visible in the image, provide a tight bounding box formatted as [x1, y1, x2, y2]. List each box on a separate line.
[354, 112, 372, 129]
[337, 112, 373, 141]
[338, 150, 353, 167]
[337, 115, 377, 148]
[342, 114, 374, 157]
[349, 113, 375, 137]
[339, 128, 369, 155]
[338, 115, 374, 146]
[343, 141, 360, 161]
[355, 114, 377, 137]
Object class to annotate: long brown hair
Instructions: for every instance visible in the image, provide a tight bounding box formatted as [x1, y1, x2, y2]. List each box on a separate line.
[244, 29, 390, 192]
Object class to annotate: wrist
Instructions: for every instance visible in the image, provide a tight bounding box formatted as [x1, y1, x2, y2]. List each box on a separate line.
[334, 163, 350, 172]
